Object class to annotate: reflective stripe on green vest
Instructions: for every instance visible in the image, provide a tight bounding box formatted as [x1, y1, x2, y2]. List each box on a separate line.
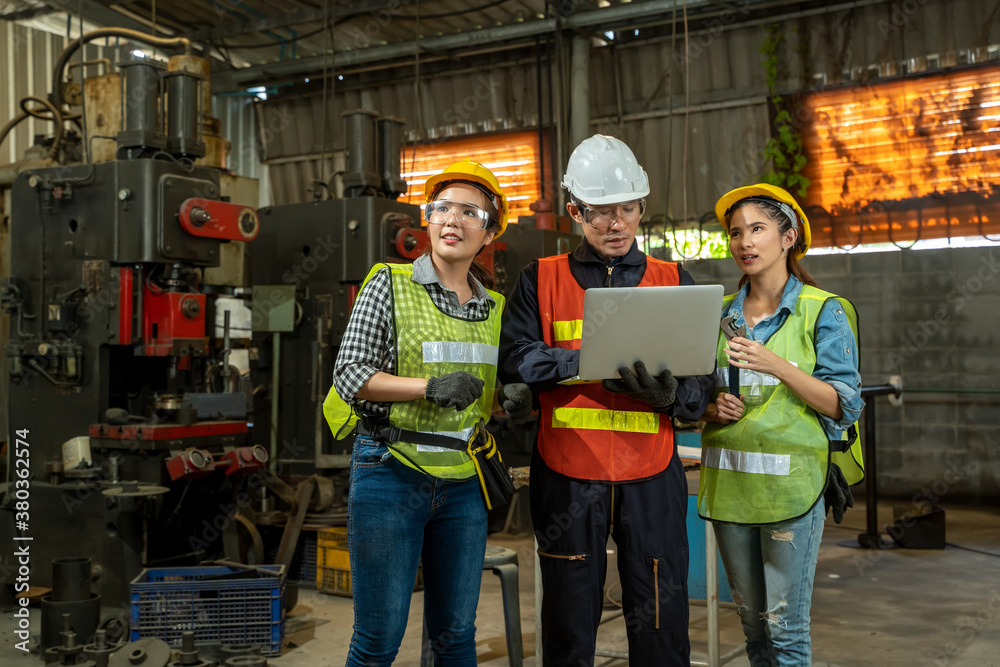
[386, 263, 503, 479]
[322, 263, 504, 480]
[698, 285, 864, 524]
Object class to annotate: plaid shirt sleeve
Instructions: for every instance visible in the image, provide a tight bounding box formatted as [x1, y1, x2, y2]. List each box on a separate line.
[332, 267, 394, 415]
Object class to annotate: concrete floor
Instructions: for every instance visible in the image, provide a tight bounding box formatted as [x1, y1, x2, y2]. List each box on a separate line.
[4, 501, 1000, 666]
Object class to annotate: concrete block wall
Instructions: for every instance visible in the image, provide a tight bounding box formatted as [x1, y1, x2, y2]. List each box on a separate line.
[683, 246, 1000, 502]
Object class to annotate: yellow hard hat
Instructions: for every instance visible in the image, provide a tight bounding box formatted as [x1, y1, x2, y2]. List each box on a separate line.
[424, 160, 509, 239]
[714, 183, 812, 260]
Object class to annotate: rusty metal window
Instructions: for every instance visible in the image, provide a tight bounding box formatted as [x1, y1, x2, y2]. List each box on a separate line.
[400, 131, 542, 223]
[802, 68, 1000, 248]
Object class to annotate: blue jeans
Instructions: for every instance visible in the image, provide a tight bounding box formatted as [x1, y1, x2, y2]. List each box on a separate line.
[712, 500, 826, 667]
[345, 434, 487, 667]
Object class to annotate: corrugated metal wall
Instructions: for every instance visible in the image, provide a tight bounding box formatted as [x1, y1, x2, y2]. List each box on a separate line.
[213, 95, 260, 179]
[253, 0, 1000, 214]
[257, 57, 544, 205]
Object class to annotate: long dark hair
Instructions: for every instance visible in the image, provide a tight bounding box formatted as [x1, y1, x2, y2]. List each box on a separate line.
[428, 181, 501, 290]
[728, 199, 817, 290]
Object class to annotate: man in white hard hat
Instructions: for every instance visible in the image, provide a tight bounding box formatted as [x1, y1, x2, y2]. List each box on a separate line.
[499, 134, 715, 666]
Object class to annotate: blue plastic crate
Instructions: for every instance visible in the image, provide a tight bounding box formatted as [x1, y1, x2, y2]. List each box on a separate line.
[266, 531, 317, 589]
[130, 564, 285, 656]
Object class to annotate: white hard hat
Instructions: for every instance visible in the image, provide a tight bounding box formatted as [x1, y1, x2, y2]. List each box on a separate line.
[562, 134, 650, 205]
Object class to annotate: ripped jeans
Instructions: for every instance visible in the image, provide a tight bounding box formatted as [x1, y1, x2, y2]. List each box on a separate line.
[712, 501, 826, 667]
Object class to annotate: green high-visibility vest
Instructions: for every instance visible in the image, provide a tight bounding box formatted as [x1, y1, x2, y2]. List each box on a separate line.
[323, 262, 503, 480]
[698, 285, 864, 525]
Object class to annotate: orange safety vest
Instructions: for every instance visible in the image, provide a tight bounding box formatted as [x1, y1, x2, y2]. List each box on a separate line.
[536, 254, 680, 482]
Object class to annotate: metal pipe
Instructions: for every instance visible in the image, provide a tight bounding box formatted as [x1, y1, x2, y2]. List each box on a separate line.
[860, 391, 880, 546]
[905, 387, 1000, 395]
[0, 97, 65, 159]
[270, 332, 281, 470]
[376, 116, 407, 199]
[51, 557, 91, 602]
[706, 521, 719, 666]
[856, 382, 903, 549]
[68, 58, 112, 79]
[213, 0, 719, 91]
[569, 34, 591, 152]
[535, 36, 545, 200]
[117, 56, 166, 155]
[164, 70, 206, 158]
[53, 28, 192, 112]
[342, 109, 381, 198]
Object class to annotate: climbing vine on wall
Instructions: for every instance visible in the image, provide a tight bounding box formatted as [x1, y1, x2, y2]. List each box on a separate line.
[760, 24, 810, 197]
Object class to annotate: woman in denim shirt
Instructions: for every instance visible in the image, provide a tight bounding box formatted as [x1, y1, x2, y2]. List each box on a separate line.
[698, 184, 864, 667]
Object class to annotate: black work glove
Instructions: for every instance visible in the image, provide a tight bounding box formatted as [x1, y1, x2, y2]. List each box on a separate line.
[824, 463, 855, 524]
[425, 371, 484, 410]
[601, 361, 678, 409]
[498, 383, 533, 424]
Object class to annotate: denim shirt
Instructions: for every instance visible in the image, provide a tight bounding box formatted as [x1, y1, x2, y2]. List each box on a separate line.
[722, 275, 864, 439]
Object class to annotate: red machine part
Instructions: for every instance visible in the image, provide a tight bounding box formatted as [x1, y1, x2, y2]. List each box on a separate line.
[218, 444, 269, 476]
[477, 241, 506, 276]
[179, 198, 260, 241]
[529, 199, 556, 231]
[89, 421, 248, 441]
[142, 287, 206, 356]
[165, 448, 216, 481]
[394, 226, 430, 260]
[119, 267, 134, 343]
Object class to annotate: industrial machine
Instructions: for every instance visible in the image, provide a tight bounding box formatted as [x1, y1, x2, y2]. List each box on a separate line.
[0, 28, 579, 653]
[0, 31, 264, 638]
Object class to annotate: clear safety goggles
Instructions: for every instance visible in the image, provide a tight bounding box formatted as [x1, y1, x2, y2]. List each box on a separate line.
[578, 199, 646, 231]
[425, 200, 492, 230]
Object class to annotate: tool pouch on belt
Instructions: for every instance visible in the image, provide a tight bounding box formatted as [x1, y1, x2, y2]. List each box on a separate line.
[469, 419, 515, 511]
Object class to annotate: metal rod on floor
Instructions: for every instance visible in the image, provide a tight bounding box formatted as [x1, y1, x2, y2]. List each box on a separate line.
[857, 379, 902, 548]
[707, 520, 719, 667]
[270, 332, 281, 469]
[534, 536, 542, 667]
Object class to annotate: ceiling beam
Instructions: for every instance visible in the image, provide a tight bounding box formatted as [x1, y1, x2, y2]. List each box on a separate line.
[211, 0, 718, 92]
[188, 0, 416, 42]
[0, 4, 60, 21]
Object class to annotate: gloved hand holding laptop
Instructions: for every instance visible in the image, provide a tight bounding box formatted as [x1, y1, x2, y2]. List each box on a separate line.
[602, 360, 678, 408]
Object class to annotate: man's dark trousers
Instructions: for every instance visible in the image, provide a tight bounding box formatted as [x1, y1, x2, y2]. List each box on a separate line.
[531, 449, 691, 667]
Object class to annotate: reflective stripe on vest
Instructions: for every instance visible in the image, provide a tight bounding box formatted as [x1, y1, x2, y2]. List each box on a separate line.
[702, 446, 791, 476]
[551, 406, 660, 433]
[422, 341, 499, 365]
[378, 263, 503, 479]
[698, 285, 864, 524]
[535, 253, 680, 482]
[553, 320, 583, 343]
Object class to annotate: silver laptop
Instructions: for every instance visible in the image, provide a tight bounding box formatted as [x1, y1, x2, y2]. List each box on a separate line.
[572, 284, 725, 381]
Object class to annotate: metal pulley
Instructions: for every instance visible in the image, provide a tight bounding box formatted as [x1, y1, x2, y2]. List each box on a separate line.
[223, 657, 267, 667]
[108, 638, 171, 667]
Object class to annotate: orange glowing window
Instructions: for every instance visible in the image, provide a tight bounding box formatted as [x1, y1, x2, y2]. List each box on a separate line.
[802, 68, 1000, 246]
[400, 131, 541, 222]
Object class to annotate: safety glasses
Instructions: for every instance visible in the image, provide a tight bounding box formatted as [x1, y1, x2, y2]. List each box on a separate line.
[578, 199, 646, 231]
[424, 200, 492, 230]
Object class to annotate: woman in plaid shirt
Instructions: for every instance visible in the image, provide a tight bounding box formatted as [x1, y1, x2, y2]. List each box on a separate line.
[331, 161, 527, 666]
